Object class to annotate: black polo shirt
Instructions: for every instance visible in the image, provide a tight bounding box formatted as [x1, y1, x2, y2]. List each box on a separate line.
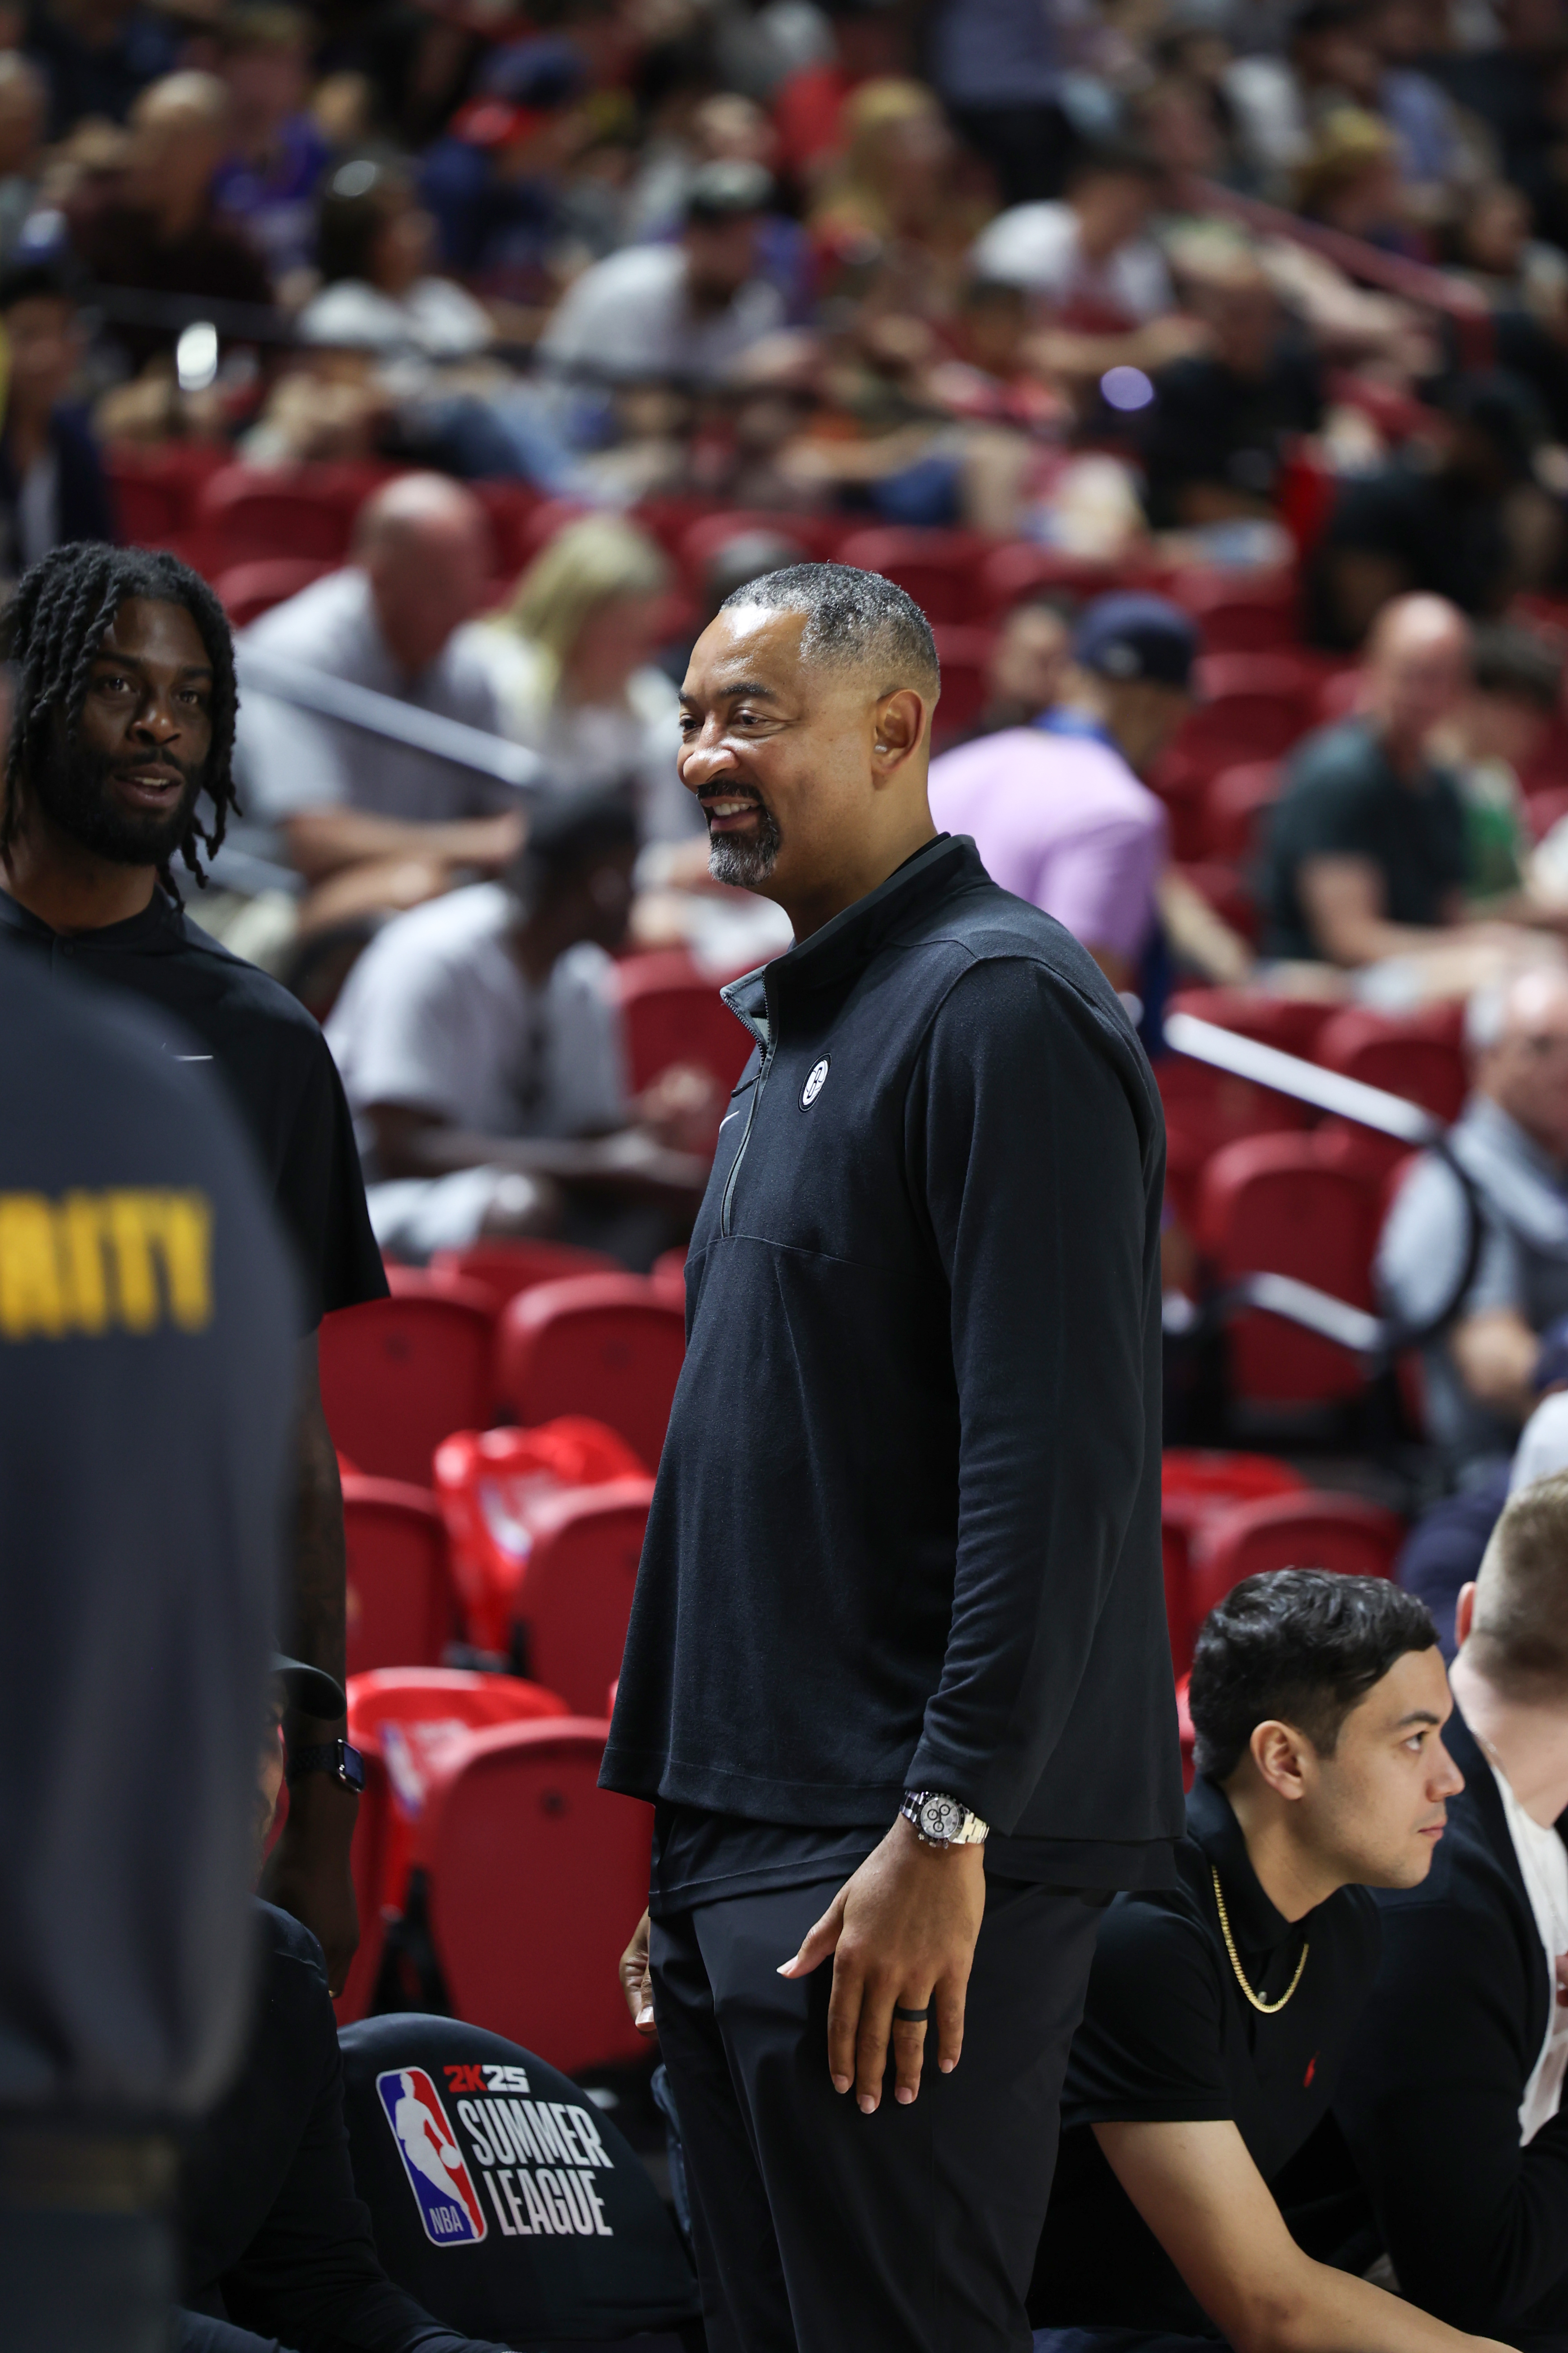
[1030, 1776, 1381, 2335]
[0, 885, 385, 1330]
[1261, 719, 1470, 962]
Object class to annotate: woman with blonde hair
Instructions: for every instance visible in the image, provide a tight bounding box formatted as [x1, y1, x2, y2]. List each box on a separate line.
[483, 514, 698, 845]
[808, 78, 988, 310]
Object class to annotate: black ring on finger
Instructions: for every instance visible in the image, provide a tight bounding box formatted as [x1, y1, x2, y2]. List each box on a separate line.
[892, 2003, 933, 2023]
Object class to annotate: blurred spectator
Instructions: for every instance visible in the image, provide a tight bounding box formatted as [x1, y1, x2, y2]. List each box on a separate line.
[929, 594, 1188, 990]
[24, 0, 181, 139]
[1263, 594, 1479, 962]
[928, 0, 1077, 208]
[75, 71, 275, 376]
[809, 79, 987, 314]
[1431, 622, 1563, 901]
[1225, 0, 1384, 183]
[538, 157, 784, 387]
[298, 156, 492, 375]
[1381, 967, 1568, 1470]
[1309, 373, 1556, 646]
[417, 34, 592, 294]
[0, 52, 46, 262]
[1140, 246, 1324, 526]
[235, 473, 523, 928]
[655, 523, 812, 689]
[327, 790, 712, 1264]
[1396, 1366, 1568, 1656]
[970, 138, 1174, 330]
[480, 515, 696, 849]
[1362, 0, 1476, 202]
[0, 259, 113, 577]
[210, 4, 331, 289]
[955, 591, 1075, 737]
[1292, 106, 1413, 245]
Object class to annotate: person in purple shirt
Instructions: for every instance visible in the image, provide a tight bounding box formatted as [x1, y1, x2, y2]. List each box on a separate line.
[928, 594, 1196, 995]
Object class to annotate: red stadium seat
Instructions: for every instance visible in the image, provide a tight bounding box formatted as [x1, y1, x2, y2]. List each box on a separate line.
[612, 950, 755, 1096]
[495, 1274, 686, 1473]
[1197, 1134, 1381, 1403]
[1160, 1449, 1308, 1669]
[342, 1474, 461, 1676]
[216, 555, 336, 628]
[1165, 653, 1317, 785]
[1175, 1672, 1196, 1790]
[1200, 1139, 1371, 1385]
[196, 462, 385, 563]
[1167, 985, 1338, 1059]
[428, 1239, 621, 1313]
[1201, 763, 1282, 862]
[1187, 1490, 1405, 1625]
[651, 1245, 687, 1302]
[930, 624, 996, 743]
[833, 527, 991, 625]
[106, 442, 226, 545]
[471, 479, 544, 575]
[1315, 1006, 1466, 1124]
[1156, 1048, 1309, 1229]
[337, 1667, 568, 2023]
[414, 1718, 654, 2072]
[1168, 569, 1301, 653]
[319, 1270, 498, 1484]
[513, 1478, 656, 1711]
[677, 509, 826, 589]
[976, 541, 1154, 616]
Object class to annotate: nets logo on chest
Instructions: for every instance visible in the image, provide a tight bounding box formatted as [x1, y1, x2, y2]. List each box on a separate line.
[375, 2067, 488, 2246]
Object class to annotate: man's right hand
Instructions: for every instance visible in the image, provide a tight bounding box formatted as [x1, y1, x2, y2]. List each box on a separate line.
[620, 1910, 656, 2034]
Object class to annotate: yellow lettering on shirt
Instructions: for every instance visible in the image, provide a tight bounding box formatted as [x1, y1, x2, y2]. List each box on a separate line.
[0, 1188, 213, 1339]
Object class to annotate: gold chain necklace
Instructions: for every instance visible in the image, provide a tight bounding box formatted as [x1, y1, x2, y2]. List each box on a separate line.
[1211, 1865, 1309, 2014]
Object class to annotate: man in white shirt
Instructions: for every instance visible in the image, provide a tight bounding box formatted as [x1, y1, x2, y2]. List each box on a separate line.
[1335, 1470, 1568, 2346]
[328, 790, 710, 1260]
[234, 472, 523, 923]
[539, 159, 783, 388]
[970, 139, 1174, 331]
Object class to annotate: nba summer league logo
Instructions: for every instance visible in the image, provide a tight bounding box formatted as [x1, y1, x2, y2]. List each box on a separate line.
[377, 2060, 620, 2245]
[376, 2069, 489, 2245]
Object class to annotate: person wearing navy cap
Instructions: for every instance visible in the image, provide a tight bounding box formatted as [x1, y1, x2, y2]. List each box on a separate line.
[929, 592, 1197, 1025]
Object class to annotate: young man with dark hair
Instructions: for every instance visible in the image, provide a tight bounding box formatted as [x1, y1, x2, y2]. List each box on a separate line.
[1334, 1474, 1568, 2348]
[610, 560, 1180, 2348]
[0, 540, 386, 1992]
[1030, 1569, 1512, 2353]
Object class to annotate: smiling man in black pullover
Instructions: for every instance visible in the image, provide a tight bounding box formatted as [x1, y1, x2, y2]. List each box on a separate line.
[603, 562, 1183, 2351]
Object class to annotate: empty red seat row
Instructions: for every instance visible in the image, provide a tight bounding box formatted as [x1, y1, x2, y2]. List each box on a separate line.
[320, 1262, 687, 1490]
[1164, 1476, 1404, 1671]
[338, 1676, 651, 2073]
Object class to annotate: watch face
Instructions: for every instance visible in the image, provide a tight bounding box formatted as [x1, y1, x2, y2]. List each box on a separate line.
[919, 1794, 962, 1842]
[339, 1740, 367, 1794]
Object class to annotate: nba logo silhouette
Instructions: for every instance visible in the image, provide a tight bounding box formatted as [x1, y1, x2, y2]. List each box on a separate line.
[375, 2067, 487, 2246]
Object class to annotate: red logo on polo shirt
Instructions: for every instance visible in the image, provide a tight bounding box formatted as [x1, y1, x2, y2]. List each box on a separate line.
[1303, 2053, 1318, 2087]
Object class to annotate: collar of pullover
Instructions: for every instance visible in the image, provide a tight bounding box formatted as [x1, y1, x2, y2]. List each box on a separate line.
[722, 831, 982, 1027]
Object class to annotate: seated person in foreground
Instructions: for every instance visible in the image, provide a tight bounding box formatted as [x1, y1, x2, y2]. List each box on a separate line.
[1030, 1568, 1510, 2353]
[180, 1656, 508, 2353]
[1335, 1473, 1568, 2351]
[326, 790, 712, 1265]
[233, 474, 523, 932]
[1379, 968, 1568, 1474]
[1262, 593, 1559, 981]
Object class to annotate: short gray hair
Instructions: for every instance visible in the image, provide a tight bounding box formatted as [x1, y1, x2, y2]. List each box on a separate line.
[719, 562, 940, 698]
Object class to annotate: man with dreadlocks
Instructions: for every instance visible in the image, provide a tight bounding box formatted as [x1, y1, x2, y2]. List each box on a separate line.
[0, 541, 387, 1990]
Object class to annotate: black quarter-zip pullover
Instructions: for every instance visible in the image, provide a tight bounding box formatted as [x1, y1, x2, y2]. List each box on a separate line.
[601, 835, 1183, 1882]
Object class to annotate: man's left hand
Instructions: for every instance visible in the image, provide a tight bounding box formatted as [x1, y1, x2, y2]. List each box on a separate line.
[261, 1773, 360, 1993]
[779, 1815, 986, 2114]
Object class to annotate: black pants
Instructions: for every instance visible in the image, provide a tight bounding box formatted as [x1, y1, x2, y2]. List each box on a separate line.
[650, 1874, 1104, 2353]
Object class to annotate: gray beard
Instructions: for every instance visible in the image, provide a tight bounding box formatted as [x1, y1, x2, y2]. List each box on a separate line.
[708, 804, 782, 888]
